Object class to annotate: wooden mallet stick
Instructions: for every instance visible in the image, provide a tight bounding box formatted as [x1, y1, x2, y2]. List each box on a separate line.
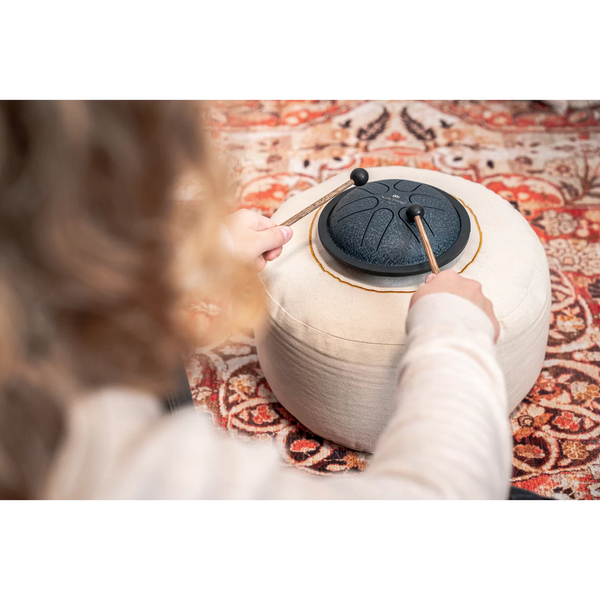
[279, 168, 369, 227]
[406, 203, 440, 275]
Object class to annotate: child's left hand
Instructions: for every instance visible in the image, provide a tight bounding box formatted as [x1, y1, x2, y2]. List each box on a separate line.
[223, 209, 294, 273]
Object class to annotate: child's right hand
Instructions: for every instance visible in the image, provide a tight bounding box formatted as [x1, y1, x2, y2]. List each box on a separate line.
[410, 270, 500, 342]
[223, 209, 294, 273]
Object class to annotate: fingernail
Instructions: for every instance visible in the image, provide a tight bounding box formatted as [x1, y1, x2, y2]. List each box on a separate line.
[281, 226, 293, 242]
[425, 273, 436, 283]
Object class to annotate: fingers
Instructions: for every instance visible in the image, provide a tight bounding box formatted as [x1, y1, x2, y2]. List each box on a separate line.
[250, 254, 267, 273]
[253, 225, 293, 255]
[254, 213, 279, 231]
[411, 270, 500, 341]
[264, 246, 283, 262]
[229, 209, 277, 233]
[224, 210, 294, 272]
[252, 246, 284, 273]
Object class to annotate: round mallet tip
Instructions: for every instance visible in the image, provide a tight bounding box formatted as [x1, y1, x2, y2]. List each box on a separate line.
[406, 203, 425, 222]
[350, 168, 369, 187]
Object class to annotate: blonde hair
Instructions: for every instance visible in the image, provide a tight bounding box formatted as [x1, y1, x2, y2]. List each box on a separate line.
[0, 101, 261, 498]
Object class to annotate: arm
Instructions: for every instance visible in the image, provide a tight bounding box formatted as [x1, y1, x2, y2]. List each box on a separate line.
[264, 291, 512, 499]
[354, 292, 512, 499]
[43, 291, 512, 500]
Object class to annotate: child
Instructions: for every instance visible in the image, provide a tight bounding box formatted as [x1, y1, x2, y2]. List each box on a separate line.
[0, 101, 511, 499]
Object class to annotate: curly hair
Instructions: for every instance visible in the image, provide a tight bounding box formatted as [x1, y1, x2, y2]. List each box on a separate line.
[0, 101, 260, 499]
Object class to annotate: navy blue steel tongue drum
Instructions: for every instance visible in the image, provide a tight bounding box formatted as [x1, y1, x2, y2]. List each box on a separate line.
[319, 178, 470, 276]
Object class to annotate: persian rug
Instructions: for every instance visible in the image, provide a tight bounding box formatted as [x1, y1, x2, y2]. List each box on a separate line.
[187, 100, 600, 499]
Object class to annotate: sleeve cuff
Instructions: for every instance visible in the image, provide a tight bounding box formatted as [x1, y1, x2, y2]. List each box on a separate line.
[406, 292, 497, 343]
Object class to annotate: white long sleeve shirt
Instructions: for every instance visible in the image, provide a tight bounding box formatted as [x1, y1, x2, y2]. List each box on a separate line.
[43, 293, 513, 499]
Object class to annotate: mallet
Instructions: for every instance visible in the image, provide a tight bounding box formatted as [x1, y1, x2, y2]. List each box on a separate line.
[406, 203, 440, 275]
[279, 168, 369, 227]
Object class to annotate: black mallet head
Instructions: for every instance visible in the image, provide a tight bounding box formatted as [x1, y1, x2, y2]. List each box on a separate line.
[406, 203, 425, 222]
[350, 168, 369, 187]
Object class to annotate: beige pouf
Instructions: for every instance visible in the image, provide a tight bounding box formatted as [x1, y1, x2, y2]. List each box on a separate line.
[255, 166, 551, 452]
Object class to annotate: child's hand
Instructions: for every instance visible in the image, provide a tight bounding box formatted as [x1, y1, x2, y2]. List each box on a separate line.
[224, 209, 294, 273]
[410, 270, 500, 342]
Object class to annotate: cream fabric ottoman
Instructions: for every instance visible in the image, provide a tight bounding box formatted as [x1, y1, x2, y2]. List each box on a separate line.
[255, 166, 551, 452]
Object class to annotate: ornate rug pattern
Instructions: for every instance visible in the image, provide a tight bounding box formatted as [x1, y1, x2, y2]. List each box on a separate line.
[188, 100, 600, 498]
